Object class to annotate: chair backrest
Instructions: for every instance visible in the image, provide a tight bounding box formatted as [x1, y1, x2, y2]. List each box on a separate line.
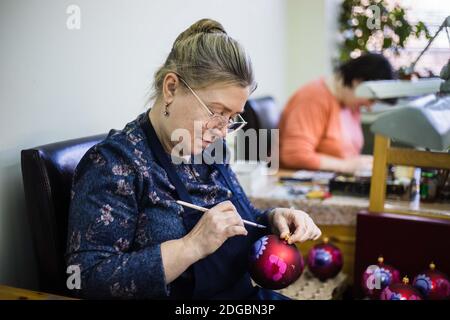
[21, 134, 107, 295]
[247, 96, 280, 130]
[240, 96, 280, 161]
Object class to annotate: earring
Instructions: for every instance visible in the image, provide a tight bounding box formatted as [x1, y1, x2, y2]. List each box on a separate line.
[163, 102, 170, 117]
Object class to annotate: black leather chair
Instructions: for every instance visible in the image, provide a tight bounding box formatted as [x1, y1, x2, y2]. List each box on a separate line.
[21, 134, 107, 295]
[240, 96, 280, 161]
[247, 96, 280, 131]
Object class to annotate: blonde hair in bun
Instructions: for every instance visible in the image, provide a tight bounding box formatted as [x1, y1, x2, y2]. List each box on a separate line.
[151, 18, 255, 101]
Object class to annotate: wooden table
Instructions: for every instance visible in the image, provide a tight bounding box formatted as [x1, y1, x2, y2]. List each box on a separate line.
[0, 285, 74, 300]
[254, 169, 450, 223]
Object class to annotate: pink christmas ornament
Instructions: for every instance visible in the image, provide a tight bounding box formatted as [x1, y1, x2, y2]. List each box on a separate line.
[248, 235, 304, 290]
[380, 276, 423, 300]
[361, 256, 401, 299]
[413, 262, 450, 300]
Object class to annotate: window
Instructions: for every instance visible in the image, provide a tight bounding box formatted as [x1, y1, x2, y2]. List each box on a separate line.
[384, 0, 450, 76]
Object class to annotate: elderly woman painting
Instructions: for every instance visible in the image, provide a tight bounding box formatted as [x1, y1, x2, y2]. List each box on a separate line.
[66, 19, 321, 299]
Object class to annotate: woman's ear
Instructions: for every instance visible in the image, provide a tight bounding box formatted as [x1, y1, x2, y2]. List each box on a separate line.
[162, 73, 179, 104]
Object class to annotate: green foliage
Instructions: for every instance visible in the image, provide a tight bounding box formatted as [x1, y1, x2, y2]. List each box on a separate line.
[338, 0, 431, 62]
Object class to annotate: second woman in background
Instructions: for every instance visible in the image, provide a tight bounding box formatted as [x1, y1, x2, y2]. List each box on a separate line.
[279, 54, 394, 174]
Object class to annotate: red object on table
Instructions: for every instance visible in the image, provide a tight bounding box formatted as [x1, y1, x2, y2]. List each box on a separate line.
[361, 256, 401, 299]
[413, 262, 450, 300]
[248, 235, 304, 290]
[307, 237, 343, 281]
[380, 276, 423, 300]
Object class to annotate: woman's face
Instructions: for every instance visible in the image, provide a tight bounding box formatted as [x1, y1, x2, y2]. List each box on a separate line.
[165, 80, 250, 156]
[344, 80, 375, 111]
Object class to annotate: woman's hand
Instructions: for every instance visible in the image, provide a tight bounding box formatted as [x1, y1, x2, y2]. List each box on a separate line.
[268, 208, 321, 244]
[183, 201, 247, 260]
[319, 154, 373, 175]
[342, 155, 373, 175]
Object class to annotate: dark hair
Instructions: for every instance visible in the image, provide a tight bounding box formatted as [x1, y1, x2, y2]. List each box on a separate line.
[337, 53, 394, 87]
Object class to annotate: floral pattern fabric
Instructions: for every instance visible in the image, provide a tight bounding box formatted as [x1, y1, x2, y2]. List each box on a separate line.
[66, 112, 269, 299]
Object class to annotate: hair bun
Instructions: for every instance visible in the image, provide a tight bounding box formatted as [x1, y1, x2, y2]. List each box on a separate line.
[190, 18, 226, 35]
[175, 19, 227, 43]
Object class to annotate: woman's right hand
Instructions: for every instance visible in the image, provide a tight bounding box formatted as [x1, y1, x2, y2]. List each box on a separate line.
[183, 201, 248, 260]
[342, 155, 373, 174]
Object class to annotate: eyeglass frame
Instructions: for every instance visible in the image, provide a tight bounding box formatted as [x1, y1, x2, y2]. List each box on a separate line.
[173, 72, 248, 134]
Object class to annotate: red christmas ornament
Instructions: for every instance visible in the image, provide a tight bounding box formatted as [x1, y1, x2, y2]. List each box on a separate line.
[413, 262, 450, 300]
[307, 237, 343, 281]
[248, 234, 304, 290]
[380, 276, 423, 300]
[361, 256, 401, 299]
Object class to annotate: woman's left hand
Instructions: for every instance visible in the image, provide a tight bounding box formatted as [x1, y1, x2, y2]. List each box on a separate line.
[268, 208, 321, 244]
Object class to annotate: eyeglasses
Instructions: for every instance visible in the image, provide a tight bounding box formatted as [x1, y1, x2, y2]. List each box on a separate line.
[176, 75, 247, 134]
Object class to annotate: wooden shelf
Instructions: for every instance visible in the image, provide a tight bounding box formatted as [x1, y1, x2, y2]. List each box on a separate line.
[369, 134, 450, 219]
[388, 147, 450, 169]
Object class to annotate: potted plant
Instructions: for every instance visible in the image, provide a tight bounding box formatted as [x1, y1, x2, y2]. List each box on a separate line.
[338, 0, 431, 69]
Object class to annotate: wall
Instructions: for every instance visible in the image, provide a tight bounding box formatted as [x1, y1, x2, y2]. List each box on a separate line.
[285, 0, 339, 97]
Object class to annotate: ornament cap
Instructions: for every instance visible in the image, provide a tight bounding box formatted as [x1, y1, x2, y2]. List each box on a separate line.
[284, 234, 291, 242]
[323, 237, 329, 244]
[377, 256, 384, 264]
[429, 262, 436, 270]
[402, 276, 409, 285]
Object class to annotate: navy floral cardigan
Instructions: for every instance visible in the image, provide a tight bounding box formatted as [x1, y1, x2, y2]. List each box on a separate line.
[66, 112, 269, 299]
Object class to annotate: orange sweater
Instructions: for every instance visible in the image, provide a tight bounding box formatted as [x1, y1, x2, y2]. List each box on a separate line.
[279, 78, 363, 170]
